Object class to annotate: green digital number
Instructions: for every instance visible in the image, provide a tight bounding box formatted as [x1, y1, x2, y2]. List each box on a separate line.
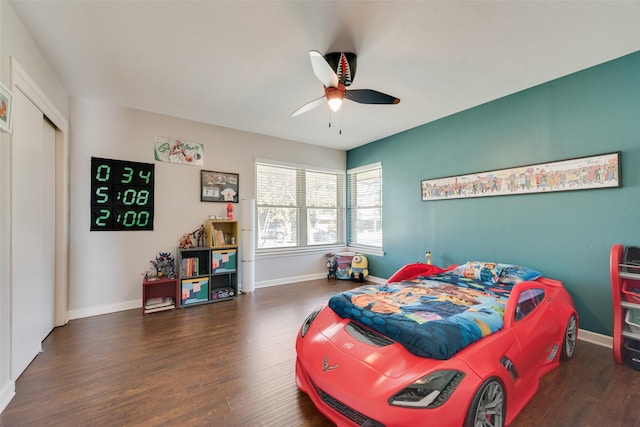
[121, 166, 134, 184]
[122, 211, 137, 227]
[138, 169, 152, 185]
[121, 189, 150, 206]
[122, 189, 136, 205]
[118, 210, 151, 227]
[137, 211, 150, 227]
[96, 164, 111, 182]
[136, 189, 149, 206]
[95, 186, 109, 203]
[118, 211, 151, 228]
[95, 209, 111, 227]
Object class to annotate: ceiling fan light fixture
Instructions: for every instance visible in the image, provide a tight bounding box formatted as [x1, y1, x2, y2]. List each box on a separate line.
[326, 85, 345, 112]
[293, 52, 399, 119]
[327, 96, 343, 112]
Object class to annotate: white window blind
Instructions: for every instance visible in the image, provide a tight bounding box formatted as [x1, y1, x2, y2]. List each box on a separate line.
[347, 162, 382, 250]
[255, 161, 345, 251]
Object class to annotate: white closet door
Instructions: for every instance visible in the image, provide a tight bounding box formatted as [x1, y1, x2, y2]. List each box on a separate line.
[11, 89, 56, 379]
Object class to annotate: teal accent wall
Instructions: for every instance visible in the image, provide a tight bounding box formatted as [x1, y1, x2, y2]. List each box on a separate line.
[347, 51, 640, 336]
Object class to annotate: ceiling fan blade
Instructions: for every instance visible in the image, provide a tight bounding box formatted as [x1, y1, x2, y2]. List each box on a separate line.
[291, 96, 326, 117]
[345, 89, 400, 105]
[309, 50, 339, 89]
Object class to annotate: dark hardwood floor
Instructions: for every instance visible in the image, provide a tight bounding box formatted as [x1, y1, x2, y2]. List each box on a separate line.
[1, 278, 639, 427]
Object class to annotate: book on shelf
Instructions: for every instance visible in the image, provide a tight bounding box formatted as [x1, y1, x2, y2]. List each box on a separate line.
[144, 304, 175, 313]
[181, 257, 200, 276]
[212, 228, 227, 246]
[144, 296, 175, 309]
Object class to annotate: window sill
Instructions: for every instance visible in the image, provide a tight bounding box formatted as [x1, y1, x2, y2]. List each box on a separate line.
[256, 244, 347, 259]
[346, 246, 385, 257]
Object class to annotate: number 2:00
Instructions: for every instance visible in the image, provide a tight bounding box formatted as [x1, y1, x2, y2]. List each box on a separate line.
[95, 209, 151, 228]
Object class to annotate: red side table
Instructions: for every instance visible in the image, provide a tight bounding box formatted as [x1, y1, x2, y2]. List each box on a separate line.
[142, 277, 179, 315]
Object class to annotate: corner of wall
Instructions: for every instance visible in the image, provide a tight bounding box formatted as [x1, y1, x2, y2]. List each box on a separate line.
[0, 379, 15, 415]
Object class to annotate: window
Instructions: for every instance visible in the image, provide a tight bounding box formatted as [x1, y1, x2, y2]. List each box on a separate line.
[347, 162, 382, 251]
[255, 160, 345, 251]
[514, 288, 545, 321]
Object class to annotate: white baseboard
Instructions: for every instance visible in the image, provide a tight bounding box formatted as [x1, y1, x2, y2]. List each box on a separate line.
[255, 273, 326, 289]
[0, 380, 15, 415]
[577, 329, 612, 348]
[67, 274, 334, 318]
[255, 273, 387, 289]
[67, 299, 140, 320]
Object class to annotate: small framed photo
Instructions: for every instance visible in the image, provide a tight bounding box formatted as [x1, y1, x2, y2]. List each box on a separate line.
[201, 170, 239, 202]
[0, 81, 13, 134]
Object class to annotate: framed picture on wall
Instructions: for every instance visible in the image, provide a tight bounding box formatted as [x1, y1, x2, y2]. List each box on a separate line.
[421, 151, 621, 201]
[0, 81, 14, 134]
[201, 170, 239, 202]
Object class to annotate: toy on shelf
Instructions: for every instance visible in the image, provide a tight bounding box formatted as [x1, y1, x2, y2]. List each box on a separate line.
[144, 252, 176, 280]
[179, 233, 194, 249]
[193, 224, 206, 247]
[226, 202, 234, 220]
[178, 224, 206, 248]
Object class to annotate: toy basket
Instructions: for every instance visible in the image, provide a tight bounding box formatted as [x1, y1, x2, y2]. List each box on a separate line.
[624, 339, 640, 371]
[625, 309, 640, 334]
[622, 281, 640, 303]
[334, 252, 355, 280]
[623, 246, 640, 274]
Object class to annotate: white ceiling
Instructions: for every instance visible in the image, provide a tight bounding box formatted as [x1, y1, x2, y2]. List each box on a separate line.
[9, 0, 640, 151]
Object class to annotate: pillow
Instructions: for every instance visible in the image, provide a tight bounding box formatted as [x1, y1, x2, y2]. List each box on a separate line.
[450, 261, 504, 284]
[498, 264, 542, 284]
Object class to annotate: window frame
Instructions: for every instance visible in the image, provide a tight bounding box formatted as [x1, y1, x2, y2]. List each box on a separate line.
[347, 162, 383, 256]
[255, 159, 345, 254]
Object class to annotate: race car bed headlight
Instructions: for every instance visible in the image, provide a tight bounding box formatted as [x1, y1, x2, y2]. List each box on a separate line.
[389, 370, 465, 408]
[300, 305, 322, 338]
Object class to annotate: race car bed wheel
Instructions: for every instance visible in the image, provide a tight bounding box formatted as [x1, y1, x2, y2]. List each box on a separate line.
[560, 313, 577, 361]
[464, 377, 505, 427]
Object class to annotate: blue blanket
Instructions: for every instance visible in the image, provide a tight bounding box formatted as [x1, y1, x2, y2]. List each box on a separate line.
[328, 273, 515, 360]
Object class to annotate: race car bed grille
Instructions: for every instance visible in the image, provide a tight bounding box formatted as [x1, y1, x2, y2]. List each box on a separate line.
[313, 383, 385, 427]
[346, 321, 395, 347]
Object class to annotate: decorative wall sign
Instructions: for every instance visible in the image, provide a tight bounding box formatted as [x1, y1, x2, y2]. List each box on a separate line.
[201, 170, 239, 202]
[91, 157, 155, 230]
[421, 151, 620, 201]
[154, 136, 204, 166]
[0, 81, 13, 133]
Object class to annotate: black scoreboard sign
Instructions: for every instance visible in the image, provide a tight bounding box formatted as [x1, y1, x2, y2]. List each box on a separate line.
[90, 157, 154, 231]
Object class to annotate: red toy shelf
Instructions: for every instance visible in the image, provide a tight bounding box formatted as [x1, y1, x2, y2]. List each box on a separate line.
[610, 244, 640, 364]
[142, 277, 179, 315]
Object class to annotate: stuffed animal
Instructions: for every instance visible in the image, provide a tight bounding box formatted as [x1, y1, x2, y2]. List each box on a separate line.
[325, 253, 337, 279]
[349, 254, 369, 282]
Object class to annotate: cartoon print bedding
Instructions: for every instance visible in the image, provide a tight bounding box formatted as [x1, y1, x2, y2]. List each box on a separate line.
[328, 272, 516, 360]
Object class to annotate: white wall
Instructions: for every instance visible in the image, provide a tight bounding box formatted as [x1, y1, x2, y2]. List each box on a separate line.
[69, 98, 346, 318]
[1, 0, 69, 413]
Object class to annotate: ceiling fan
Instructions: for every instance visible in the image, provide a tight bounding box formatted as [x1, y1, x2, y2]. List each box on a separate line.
[291, 51, 400, 117]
